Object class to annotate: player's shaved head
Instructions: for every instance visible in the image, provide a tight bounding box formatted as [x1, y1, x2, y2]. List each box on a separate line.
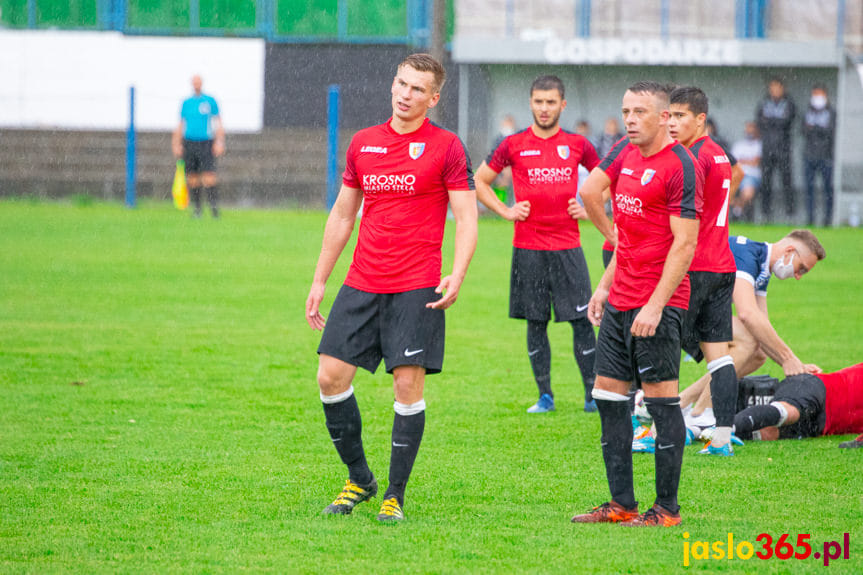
[531, 75, 565, 99]
[399, 53, 446, 93]
[627, 80, 671, 110]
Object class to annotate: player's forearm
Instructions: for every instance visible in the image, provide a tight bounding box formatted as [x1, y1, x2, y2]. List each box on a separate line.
[646, 229, 697, 310]
[475, 179, 510, 219]
[597, 253, 616, 291]
[450, 194, 479, 280]
[742, 313, 796, 365]
[312, 217, 355, 286]
[581, 171, 614, 244]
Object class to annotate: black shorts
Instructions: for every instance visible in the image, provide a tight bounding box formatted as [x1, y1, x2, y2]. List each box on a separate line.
[602, 247, 614, 269]
[183, 139, 216, 173]
[681, 271, 735, 361]
[774, 374, 827, 438]
[509, 247, 592, 322]
[595, 304, 684, 385]
[318, 285, 445, 375]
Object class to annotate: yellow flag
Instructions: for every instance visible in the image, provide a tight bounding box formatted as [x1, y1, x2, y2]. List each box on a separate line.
[172, 160, 189, 210]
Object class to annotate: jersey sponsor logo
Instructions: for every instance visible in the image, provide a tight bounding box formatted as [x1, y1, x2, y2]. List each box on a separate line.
[520, 149, 542, 156]
[641, 169, 656, 186]
[616, 194, 644, 216]
[409, 142, 425, 160]
[360, 145, 388, 154]
[527, 166, 573, 184]
[362, 173, 416, 193]
[557, 145, 570, 160]
[621, 168, 634, 176]
[714, 154, 730, 164]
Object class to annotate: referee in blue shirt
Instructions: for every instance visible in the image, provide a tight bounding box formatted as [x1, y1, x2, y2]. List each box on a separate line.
[172, 75, 226, 218]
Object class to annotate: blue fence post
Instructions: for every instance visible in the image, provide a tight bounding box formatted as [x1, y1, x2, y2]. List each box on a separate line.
[27, 0, 36, 28]
[660, 0, 670, 39]
[326, 84, 340, 210]
[577, 0, 591, 38]
[126, 86, 137, 208]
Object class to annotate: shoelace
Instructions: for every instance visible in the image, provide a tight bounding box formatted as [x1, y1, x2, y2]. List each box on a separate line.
[380, 499, 402, 516]
[333, 481, 365, 505]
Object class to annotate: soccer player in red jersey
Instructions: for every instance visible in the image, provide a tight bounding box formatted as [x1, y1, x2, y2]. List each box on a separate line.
[474, 75, 601, 414]
[733, 363, 863, 444]
[573, 81, 702, 527]
[667, 86, 745, 456]
[305, 54, 477, 522]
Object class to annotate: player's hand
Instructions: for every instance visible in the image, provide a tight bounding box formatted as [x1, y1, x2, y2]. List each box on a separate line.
[631, 304, 662, 338]
[505, 200, 530, 222]
[305, 282, 327, 330]
[427, 274, 463, 310]
[781, 356, 808, 377]
[213, 139, 226, 158]
[804, 363, 822, 375]
[587, 287, 609, 327]
[567, 198, 587, 220]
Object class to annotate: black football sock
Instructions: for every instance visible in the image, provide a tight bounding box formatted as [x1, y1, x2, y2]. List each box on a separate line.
[594, 391, 636, 509]
[708, 357, 738, 428]
[646, 397, 685, 515]
[205, 185, 219, 217]
[733, 404, 782, 438]
[570, 318, 597, 400]
[527, 320, 552, 397]
[322, 388, 373, 486]
[384, 402, 426, 506]
[190, 186, 202, 215]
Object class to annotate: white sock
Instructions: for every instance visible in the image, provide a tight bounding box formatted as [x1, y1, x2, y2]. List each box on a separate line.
[712, 426, 732, 447]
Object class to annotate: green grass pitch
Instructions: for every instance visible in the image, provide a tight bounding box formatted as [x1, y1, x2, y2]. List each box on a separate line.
[0, 199, 860, 573]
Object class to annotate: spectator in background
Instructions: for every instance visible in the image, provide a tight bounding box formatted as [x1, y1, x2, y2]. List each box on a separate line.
[802, 84, 836, 227]
[730, 121, 762, 221]
[172, 75, 226, 218]
[595, 117, 624, 159]
[704, 117, 730, 151]
[756, 78, 796, 222]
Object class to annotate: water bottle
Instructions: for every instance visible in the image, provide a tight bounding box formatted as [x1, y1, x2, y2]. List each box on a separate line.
[850, 200, 861, 228]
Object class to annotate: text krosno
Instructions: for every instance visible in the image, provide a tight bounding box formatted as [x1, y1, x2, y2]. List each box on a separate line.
[544, 38, 742, 66]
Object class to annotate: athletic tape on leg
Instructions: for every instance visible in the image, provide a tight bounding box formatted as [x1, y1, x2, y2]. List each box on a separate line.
[320, 385, 355, 404]
[591, 388, 630, 402]
[769, 401, 789, 426]
[707, 355, 735, 374]
[394, 399, 426, 416]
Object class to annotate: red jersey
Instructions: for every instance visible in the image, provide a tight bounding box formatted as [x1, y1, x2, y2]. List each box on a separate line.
[342, 118, 474, 293]
[600, 140, 703, 311]
[486, 128, 600, 250]
[817, 363, 863, 436]
[688, 136, 736, 273]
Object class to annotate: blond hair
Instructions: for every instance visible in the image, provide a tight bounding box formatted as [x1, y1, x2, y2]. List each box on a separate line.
[786, 229, 826, 260]
[399, 53, 446, 93]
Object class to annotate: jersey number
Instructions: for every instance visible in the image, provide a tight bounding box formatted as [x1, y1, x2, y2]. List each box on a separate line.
[716, 179, 731, 227]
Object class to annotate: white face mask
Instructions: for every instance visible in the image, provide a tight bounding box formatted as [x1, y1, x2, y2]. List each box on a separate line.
[811, 95, 827, 110]
[772, 253, 796, 280]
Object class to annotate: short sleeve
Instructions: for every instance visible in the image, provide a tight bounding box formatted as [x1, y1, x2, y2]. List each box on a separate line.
[485, 136, 511, 173]
[443, 136, 475, 191]
[580, 138, 601, 171]
[342, 137, 360, 188]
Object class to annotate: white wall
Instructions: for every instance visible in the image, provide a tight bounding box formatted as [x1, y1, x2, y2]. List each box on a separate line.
[0, 30, 265, 131]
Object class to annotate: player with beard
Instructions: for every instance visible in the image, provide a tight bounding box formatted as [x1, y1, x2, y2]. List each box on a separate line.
[574, 81, 702, 527]
[305, 54, 477, 522]
[667, 86, 744, 456]
[474, 75, 601, 413]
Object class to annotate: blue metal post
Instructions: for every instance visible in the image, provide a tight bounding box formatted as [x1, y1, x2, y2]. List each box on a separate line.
[125, 86, 136, 208]
[337, 0, 348, 40]
[660, 0, 670, 39]
[505, 0, 514, 38]
[577, 0, 591, 38]
[326, 85, 340, 210]
[190, 0, 200, 32]
[28, 0, 36, 28]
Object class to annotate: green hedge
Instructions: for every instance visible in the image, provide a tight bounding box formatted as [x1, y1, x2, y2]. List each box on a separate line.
[0, 0, 451, 38]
